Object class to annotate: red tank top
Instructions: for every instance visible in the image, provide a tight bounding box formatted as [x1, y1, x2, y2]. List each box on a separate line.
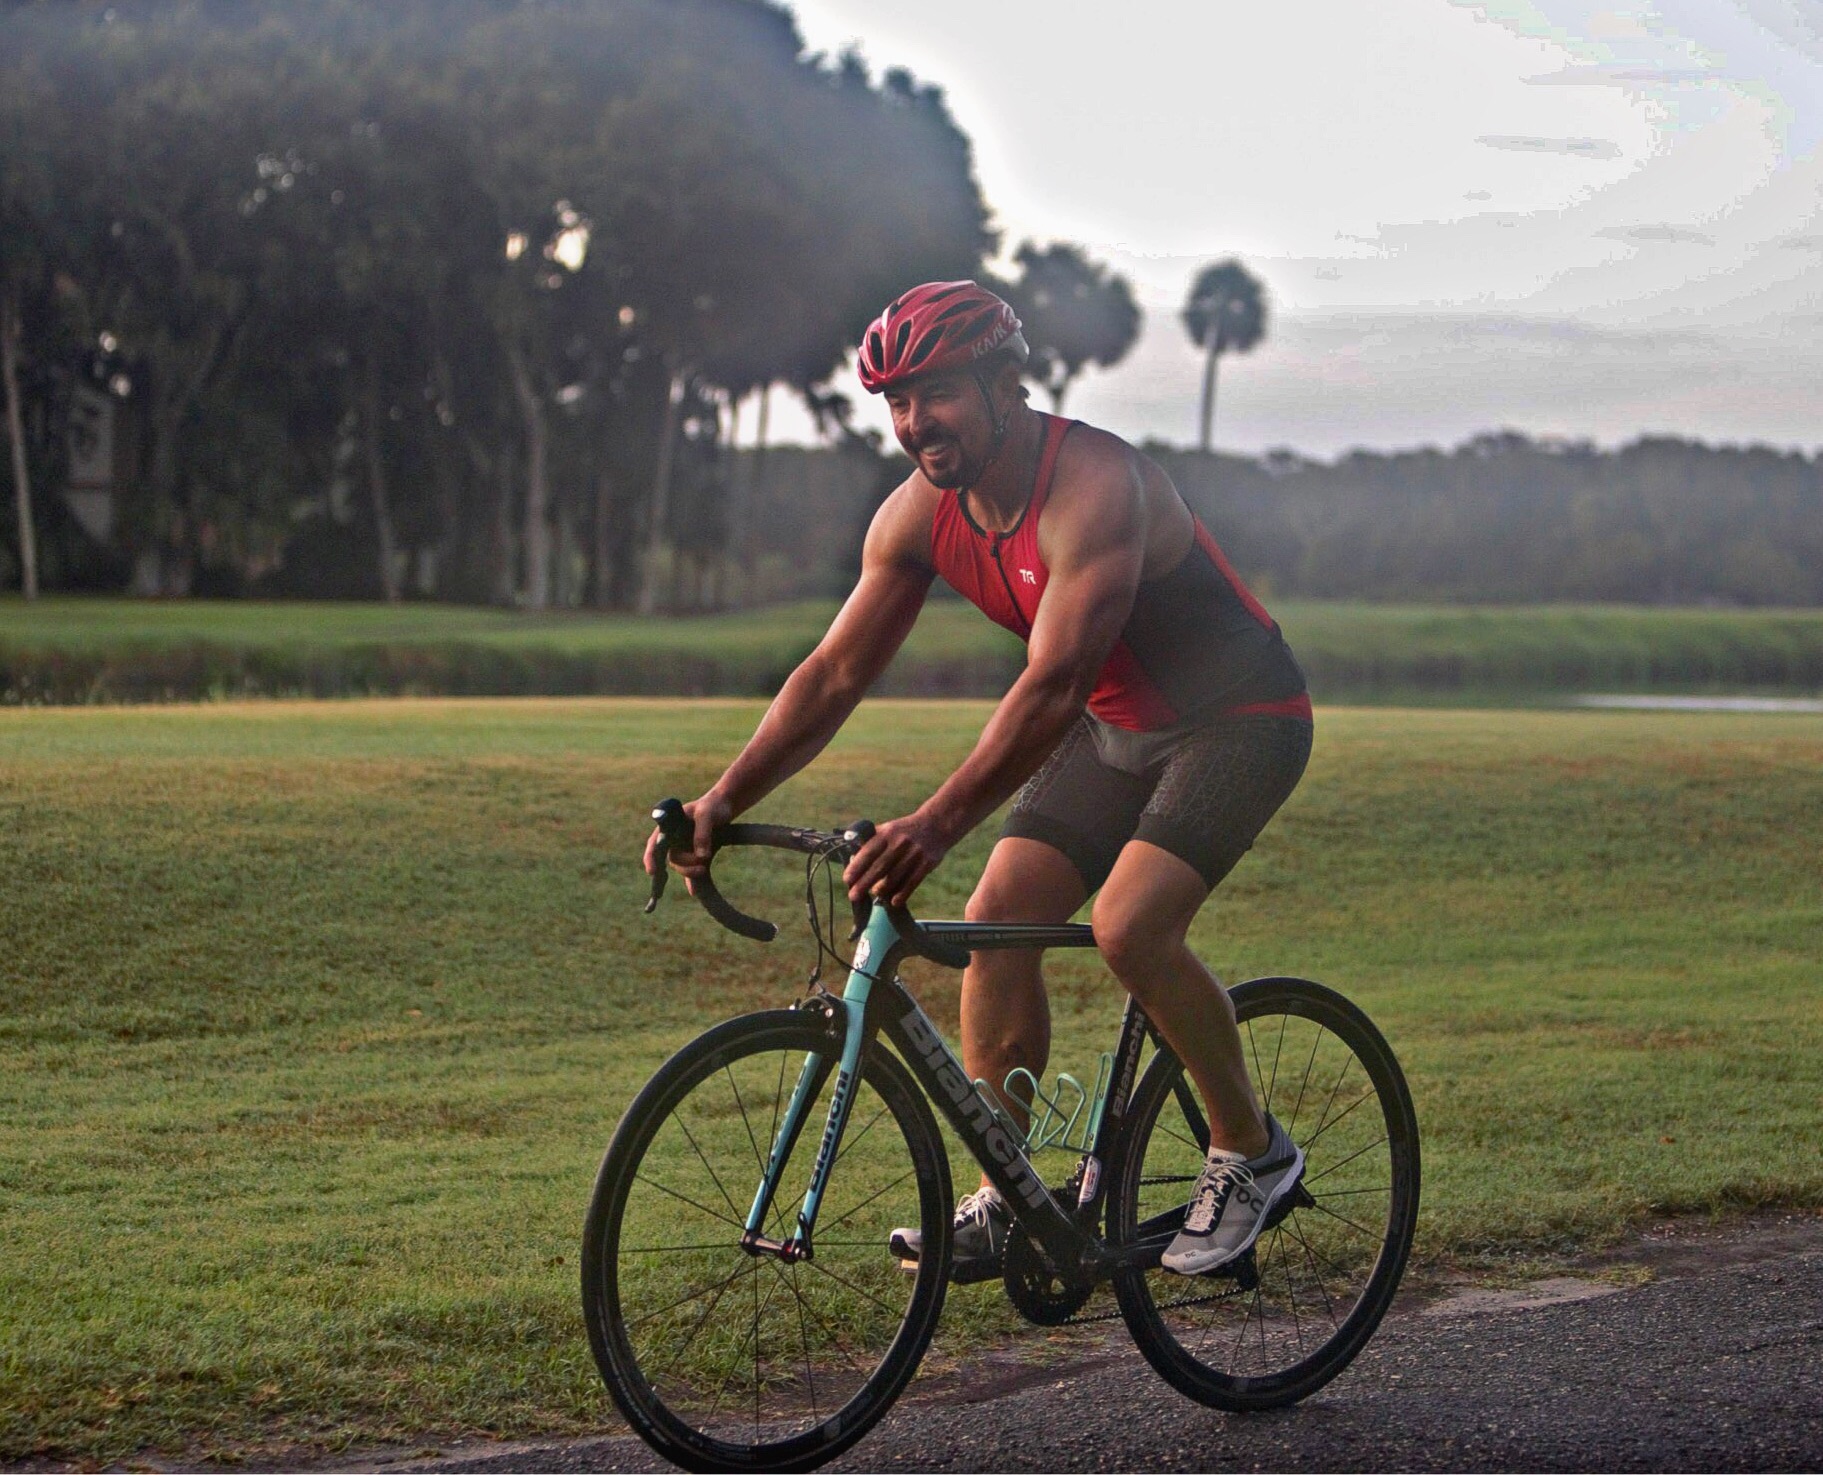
[928, 414, 1312, 732]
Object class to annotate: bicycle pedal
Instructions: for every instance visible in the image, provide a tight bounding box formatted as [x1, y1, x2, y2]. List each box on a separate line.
[948, 1254, 1006, 1285]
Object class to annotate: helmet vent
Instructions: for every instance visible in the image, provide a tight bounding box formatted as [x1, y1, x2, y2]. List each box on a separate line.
[953, 310, 999, 346]
[905, 326, 944, 371]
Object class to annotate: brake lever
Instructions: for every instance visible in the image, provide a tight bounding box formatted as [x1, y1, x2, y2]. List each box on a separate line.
[644, 797, 688, 914]
[841, 819, 876, 940]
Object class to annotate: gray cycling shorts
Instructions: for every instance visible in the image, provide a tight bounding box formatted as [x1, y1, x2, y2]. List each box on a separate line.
[1000, 711, 1312, 892]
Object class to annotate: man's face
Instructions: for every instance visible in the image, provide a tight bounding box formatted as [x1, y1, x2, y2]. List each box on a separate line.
[883, 367, 995, 490]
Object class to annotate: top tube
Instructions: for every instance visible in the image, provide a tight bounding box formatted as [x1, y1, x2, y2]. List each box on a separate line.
[921, 920, 1095, 951]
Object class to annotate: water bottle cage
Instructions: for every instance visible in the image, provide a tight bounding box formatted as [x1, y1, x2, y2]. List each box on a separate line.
[980, 1053, 1115, 1155]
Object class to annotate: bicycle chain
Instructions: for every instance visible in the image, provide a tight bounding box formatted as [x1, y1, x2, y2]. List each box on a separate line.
[1053, 1280, 1252, 1326]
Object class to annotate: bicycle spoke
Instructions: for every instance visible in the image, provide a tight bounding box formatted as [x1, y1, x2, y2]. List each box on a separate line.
[623, 1259, 749, 1331]
[1156, 1120, 1204, 1157]
[1307, 1198, 1380, 1241]
[725, 1063, 769, 1180]
[820, 1166, 918, 1235]
[1286, 1214, 1362, 1286]
[643, 1259, 749, 1391]
[1284, 1025, 1325, 1138]
[831, 1102, 889, 1171]
[799, 1253, 911, 1321]
[632, 1171, 747, 1234]
[1169, 1076, 1209, 1153]
[721, 1064, 796, 1240]
[1304, 1132, 1390, 1187]
[1303, 1051, 1356, 1148]
[670, 1110, 745, 1227]
[1288, 1215, 1342, 1325]
[788, 1261, 820, 1426]
[1274, 1229, 1305, 1359]
[697, 1260, 784, 1430]
[1301, 1089, 1376, 1152]
[1265, 1011, 1289, 1116]
[765, 1258, 879, 1389]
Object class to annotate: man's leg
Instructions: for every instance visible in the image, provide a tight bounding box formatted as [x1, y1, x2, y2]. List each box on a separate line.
[961, 837, 1087, 1172]
[1090, 839, 1268, 1159]
[890, 837, 1086, 1262]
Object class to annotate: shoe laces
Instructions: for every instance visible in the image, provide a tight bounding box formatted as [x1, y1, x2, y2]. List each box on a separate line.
[1184, 1156, 1255, 1235]
[955, 1186, 1004, 1228]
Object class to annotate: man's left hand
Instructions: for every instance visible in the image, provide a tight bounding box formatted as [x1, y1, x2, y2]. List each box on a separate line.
[843, 810, 953, 909]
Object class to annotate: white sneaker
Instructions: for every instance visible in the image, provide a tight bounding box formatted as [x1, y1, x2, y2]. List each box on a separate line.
[1160, 1115, 1304, 1276]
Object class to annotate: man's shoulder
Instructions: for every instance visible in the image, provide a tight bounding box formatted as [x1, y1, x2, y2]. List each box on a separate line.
[1049, 419, 1152, 504]
[864, 468, 941, 568]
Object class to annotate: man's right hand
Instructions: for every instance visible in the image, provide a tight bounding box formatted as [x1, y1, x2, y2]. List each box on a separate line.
[643, 791, 733, 896]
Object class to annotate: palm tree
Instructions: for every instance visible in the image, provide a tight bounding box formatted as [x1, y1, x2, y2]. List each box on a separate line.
[1004, 242, 1141, 413]
[1182, 259, 1266, 452]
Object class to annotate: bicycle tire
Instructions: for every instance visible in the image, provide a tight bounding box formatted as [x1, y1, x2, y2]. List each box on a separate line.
[582, 1009, 952, 1472]
[1109, 977, 1420, 1410]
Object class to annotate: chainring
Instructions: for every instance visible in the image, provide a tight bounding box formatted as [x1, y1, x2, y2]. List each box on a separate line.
[1001, 1223, 1095, 1326]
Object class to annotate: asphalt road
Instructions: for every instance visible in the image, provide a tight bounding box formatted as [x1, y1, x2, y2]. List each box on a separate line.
[371, 1218, 1821, 1474]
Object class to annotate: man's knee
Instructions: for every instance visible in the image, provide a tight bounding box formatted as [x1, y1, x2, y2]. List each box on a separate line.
[1092, 892, 1187, 985]
[966, 840, 1082, 924]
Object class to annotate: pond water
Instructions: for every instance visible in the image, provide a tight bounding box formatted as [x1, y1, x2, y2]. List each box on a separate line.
[1572, 695, 1823, 713]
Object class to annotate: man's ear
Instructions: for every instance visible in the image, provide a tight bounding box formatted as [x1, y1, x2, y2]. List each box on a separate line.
[992, 356, 1027, 407]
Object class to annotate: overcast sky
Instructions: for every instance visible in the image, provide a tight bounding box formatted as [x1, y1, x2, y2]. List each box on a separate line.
[759, 0, 1823, 457]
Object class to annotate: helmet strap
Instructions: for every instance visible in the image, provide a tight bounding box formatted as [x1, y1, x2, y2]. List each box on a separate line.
[955, 366, 1026, 512]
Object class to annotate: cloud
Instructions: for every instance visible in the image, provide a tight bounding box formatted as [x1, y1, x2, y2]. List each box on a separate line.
[1780, 234, 1823, 252]
[1597, 225, 1717, 246]
[1476, 134, 1623, 160]
[1523, 65, 1716, 87]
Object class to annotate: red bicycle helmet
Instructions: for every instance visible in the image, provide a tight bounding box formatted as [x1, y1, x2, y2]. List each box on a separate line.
[857, 280, 1029, 393]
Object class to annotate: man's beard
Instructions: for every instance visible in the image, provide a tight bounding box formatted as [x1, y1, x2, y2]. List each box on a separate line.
[913, 435, 978, 491]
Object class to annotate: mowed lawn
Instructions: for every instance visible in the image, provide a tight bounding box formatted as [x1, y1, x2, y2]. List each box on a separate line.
[2, 699, 1820, 1463]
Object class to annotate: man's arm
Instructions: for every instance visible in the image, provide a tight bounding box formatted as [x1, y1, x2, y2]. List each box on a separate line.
[646, 481, 934, 880]
[845, 433, 1147, 904]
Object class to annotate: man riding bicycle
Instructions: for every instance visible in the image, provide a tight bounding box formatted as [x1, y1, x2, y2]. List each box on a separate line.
[644, 280, 1312, 1278]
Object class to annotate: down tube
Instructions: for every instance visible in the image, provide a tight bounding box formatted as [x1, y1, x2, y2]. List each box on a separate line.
[877, 987, 1082, 1254]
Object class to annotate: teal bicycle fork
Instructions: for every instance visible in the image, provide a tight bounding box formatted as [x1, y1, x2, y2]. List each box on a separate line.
[739, 904, 911, 1261]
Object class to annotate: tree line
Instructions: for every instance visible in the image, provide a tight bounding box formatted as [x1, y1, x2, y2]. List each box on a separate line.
[0, 0, 1152, 609]
[612, 431, 1819, 612]
[1154, 433, 1823, 608]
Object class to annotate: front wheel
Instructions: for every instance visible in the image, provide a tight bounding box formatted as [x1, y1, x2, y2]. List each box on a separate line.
[582, 1010, 952, 1471]
[1109, 977, 1420, 1410]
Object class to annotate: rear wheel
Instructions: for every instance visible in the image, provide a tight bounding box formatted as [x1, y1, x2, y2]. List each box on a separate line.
[582, 1010, 951, 1471]
[1110, 978, 1419, 1410]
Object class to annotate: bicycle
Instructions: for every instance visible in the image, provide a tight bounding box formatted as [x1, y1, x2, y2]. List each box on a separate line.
[582, 800, 1420, 1472]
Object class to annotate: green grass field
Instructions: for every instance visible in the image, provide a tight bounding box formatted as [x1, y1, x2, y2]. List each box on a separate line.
[2, 698, 1820, 1463]
[5, 595, 1823, 703]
